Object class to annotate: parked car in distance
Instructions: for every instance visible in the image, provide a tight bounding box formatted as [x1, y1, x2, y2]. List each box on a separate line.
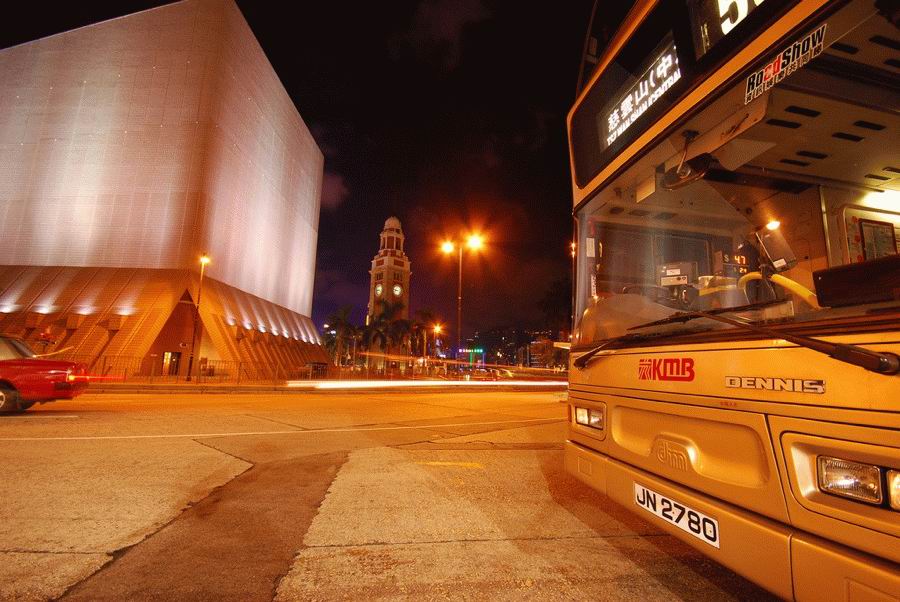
[460, 368, 501, 381]
[0, 335, 88, 413]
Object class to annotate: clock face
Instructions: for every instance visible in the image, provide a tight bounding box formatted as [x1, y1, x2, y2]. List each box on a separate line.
[393, 284, 402, 297]
[375, 284, 383, 296]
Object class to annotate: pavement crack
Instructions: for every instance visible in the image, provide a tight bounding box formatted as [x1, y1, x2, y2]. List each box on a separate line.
[192, 438, 256, 466]
[302, 533, 673, 550]
[244, 414, 310, 430]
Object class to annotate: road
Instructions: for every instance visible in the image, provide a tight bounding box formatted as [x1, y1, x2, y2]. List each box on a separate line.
[0, 390, 774, 601]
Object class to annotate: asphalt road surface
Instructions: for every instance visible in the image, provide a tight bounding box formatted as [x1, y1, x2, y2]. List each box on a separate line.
[0, 390, 775, 601]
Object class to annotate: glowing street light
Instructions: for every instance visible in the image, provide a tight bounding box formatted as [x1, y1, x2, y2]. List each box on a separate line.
[424, 322, 444, 367]
[186, 253, 211, 381]
[440, 233, 485, 358]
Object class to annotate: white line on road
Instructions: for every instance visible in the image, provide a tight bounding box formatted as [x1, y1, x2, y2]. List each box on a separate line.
[3, 415, 80, 419]
[0, 417, 562, 442]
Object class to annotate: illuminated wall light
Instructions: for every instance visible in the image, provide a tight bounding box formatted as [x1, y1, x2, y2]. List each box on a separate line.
[243, 321, 253, 330]
[0, 305, 14, 314]
[258, 325, 266, 333]
[118, 307, 135, 316]
[860, 189, 900, 212]
[76, 306, 95, 316]
[35, 306, 53, 314]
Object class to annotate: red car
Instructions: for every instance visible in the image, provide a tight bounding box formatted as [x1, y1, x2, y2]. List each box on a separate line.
[0, 335, 88, 413]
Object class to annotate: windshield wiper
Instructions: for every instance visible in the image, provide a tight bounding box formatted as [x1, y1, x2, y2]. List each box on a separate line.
[573, 329, 702, 369]
[630, 309, 899, 375]
[631, 300, 785, 329]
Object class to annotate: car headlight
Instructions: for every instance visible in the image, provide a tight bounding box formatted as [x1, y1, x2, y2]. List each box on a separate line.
[574, 406, 603, 430]
[817, 455, 882, 505]
[887, 470, 900, 512]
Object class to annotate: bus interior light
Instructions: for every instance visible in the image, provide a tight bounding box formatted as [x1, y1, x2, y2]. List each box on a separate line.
[817, 456, 883, 505]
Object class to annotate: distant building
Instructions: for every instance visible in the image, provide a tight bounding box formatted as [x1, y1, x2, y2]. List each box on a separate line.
[0, 0, 328, 378]
[367, 217, 412, 322]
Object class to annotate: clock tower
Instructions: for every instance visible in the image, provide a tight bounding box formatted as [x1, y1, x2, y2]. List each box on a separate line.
[367, 217, 411, 322]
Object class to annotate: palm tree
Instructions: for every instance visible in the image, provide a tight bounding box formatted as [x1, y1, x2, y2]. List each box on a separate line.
[363, 317, 389, 372]
[413, 308, 437, 357]
[325, 306, 356, 367]
[364, 299, 408, 374]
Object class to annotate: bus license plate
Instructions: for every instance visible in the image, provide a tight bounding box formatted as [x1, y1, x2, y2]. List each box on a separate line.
[633, 483, 720, 548]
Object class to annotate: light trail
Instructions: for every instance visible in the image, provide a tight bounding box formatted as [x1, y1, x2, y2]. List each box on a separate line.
[294, 379, 568, 389]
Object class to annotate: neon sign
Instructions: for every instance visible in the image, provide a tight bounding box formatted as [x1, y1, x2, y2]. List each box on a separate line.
[601, 39, 681, 148]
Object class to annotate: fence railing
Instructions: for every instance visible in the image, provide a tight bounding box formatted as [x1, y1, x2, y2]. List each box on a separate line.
[40, 351, 562, 386]
[47, 353, 328, 385]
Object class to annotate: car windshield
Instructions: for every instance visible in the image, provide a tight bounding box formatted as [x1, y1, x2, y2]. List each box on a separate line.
[0, 337, 36, 360]
[573, 0, 899, 348]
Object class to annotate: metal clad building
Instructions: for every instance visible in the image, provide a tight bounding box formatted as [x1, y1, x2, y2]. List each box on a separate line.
[0, 0, 328, 378]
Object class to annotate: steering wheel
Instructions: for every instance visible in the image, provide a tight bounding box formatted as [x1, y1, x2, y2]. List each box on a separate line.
[621, 284, 697, 310]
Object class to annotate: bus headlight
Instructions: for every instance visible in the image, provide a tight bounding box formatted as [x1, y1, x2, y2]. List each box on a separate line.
[888, 470, 900, 511]
[817, 456, 882, 505]
[574, 406, 603, 430]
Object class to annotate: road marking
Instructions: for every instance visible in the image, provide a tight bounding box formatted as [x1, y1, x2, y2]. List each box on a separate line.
[0, 417, 562, 442]
[2, 415, 80, 419]
[415, 461, 484, 469]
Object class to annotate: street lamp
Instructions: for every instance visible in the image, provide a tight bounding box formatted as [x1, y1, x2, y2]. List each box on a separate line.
[432, 323, 442, 360]
[186, 253, 210, 381]
[440, 234, 484, 360]
[422, 323, 443, 372]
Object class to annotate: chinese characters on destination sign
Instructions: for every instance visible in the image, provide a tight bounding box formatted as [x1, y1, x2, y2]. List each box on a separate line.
[603, 41, 681, 148]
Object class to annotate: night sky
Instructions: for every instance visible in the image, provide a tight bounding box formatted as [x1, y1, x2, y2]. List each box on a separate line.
[5, 1, 612, 338]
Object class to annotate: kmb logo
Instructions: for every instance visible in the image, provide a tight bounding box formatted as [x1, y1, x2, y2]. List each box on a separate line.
[638, 358, 695, 382]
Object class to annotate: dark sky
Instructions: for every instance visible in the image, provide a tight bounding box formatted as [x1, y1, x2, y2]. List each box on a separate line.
[4, 1, 608, 338]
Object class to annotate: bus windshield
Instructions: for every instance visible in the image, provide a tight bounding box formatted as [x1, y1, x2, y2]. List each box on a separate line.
[573, 0, 899, 347]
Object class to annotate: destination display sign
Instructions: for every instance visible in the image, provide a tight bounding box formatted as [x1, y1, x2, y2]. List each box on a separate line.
[599, 38, 681, 150]
[688, 0, 768, 58]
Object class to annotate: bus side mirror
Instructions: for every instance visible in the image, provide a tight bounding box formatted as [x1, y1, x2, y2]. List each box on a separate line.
[661, 153, 714, 190]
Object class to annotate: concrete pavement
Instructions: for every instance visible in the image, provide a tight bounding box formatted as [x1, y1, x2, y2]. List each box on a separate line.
[0, 391, 774, 601]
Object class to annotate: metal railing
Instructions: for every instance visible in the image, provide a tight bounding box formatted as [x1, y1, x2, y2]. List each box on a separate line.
[48, 353, 328, 385]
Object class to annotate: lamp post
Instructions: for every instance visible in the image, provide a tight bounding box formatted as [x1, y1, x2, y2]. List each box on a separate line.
[440, 234, 484, 361]
[185, 254, 210, 382]
[429, 323, 443, 373]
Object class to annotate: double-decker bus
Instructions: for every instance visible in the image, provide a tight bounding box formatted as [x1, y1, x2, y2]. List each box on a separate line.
[565, 0, 899, 598]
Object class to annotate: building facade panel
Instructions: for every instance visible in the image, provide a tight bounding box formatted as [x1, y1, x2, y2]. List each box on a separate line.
[200, 0, 322, 316]
[0, 0, 220, 271]
[0, 0, 325, 375]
